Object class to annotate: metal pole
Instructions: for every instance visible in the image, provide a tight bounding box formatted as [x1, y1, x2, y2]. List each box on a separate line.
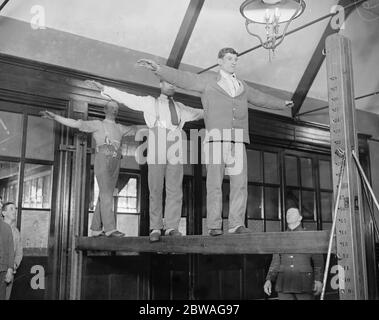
[321, 153, 346, 300]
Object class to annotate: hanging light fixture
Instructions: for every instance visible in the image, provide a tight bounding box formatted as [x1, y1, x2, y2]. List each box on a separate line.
[240, 0, 306, 57]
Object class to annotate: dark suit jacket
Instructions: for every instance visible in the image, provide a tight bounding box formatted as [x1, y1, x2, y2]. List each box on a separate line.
[0, 219, 14, 272]
[156, 66, 285, 144]
[265, 226, 324, 293]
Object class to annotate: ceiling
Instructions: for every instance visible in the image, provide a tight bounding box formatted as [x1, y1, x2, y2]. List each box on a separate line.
[1, 0, 379, 116]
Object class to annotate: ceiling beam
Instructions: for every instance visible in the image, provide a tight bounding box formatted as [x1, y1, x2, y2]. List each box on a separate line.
[291, 0, 365, 117]
[0, 0, 10, 12]
[166, 0, 205, 68]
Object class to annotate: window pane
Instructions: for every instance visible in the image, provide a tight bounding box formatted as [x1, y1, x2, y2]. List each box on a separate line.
[264, 152, 278, 184]
[0, 111, 22, 157]
[264, 187, 279, 220]
[285, 156, 298, 186]
[301, 158, 314, 188]
[222, 181, 230, 218]
[26, 115, 55, 161]
[301, 191, 315, 220]
[23, 164, 53, 209]
[285, 188, 299, 212]
[21, 210, 50, 255]
[321, 192, 333, 222]
[0, 161, 19, 203]
[247, 150, 262, 182]
[247, 185, 262, 219]
[116, 214, 139, 236]
[319, 160, 332, 190]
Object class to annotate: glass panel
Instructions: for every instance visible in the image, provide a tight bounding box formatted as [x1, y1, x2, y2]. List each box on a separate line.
[264, 152, 278, 184]
[301, 158, 314, 188]
[247, 185, 262, 219]
[265, 220, 281, 232]
[222, 181, 230, 218]
[247, 219, 264, 232]
[285, 156, 298, 186]
[116, 214, 139, 237]
[117, 177, 138, 213]
[321, 192, 333, 222]
[319, 160, 332, 190]
[285, 188, 299, 212]
[21, 210, 50, 254]
[301, 190, 315, 220]
[178, 217, 187, 235]
[247, 149, 262, 182]
[0, 111, 22, 157]
[26, 115, 55, 161]
[0, 161, 19, 203]
[264, 187, 279, 220]
[23, 164, 53, 209]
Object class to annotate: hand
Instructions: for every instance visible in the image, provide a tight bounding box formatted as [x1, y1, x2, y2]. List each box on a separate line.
[40, 110, 56, 120]
[313, 280, 323, 296]
[5, 268, 14, 284]
[285, 100, 294, 108]
[85, 80, 104, 91]
[137, 59, 159, 72]
[263, 280, 272, 296]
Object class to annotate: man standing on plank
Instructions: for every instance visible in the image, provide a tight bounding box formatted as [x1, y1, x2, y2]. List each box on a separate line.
[41, 101, 136, 238]
[85, 80, 204, 242]
[137, 48, 293, 236]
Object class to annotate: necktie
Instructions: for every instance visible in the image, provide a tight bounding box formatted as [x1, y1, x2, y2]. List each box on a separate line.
[168, 97, 179, 126]
[231, 75, 239, 96]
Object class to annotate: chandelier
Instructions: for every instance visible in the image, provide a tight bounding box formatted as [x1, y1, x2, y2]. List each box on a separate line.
[240, 0, 306, 57]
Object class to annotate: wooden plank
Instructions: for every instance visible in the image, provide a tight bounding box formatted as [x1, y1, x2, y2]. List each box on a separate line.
[291, 0, 361, 117]
[76, 231, 334, 254]
[166, 0, 205, 68]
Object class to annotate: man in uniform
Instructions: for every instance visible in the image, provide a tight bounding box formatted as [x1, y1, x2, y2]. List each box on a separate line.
[263, 208, 324, 300]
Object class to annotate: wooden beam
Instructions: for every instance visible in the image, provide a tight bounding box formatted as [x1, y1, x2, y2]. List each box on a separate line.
[166, 0, 205, 68]
[76, 231, 334, 254]
[291, 0, 362, 117]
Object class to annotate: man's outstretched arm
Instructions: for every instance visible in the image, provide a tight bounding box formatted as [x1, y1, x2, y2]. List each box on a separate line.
[40, 111, 81, 128]
[85, 80, 152, 112]
[248, 87, 294, 110]
[137, 59, 207, 93]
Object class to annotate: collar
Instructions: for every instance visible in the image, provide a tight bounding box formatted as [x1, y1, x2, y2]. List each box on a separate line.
[220, 69, 237, 80]
[159, 94, 174, 100]
[103, 118, 116, 123]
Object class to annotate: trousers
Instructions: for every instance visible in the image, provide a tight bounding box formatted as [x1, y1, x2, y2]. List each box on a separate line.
[148, 163, 183, 230]
[0, 272, 6, 300]
[91, 152, 121, 233]
[205, 142, 247, 230]
[277, 292, 314, 300]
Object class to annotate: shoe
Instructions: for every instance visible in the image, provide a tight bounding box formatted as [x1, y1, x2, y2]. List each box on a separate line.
[208, 229, 223, 236]
[228, 226, 252, 234]
[106, 230, 125, 237]
[149, 230, 161, 243]
[165, 229, 182, 236]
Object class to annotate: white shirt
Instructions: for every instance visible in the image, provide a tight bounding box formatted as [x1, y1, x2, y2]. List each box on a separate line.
[219, 69, 241, 97]
[101, 87, 204, 131]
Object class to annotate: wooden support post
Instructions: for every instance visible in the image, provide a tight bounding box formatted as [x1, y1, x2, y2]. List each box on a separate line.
[66, 101, 88, 300]
[326, 34, 368, 299]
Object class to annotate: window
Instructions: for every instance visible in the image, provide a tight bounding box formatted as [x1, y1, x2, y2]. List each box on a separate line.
[0, 107, 57, 256]
[319, 160, 333, 223]
[246, 149, 281, 232]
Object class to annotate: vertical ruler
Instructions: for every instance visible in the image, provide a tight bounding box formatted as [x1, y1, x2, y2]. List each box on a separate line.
[326, 34, 368, 300]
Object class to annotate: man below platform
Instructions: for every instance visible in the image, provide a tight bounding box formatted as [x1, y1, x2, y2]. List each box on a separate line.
[263, 208, 324, 300]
